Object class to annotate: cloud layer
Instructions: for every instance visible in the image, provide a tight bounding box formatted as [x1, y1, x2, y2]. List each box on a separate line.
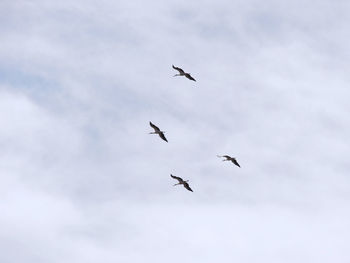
[0, 0, 349, 262]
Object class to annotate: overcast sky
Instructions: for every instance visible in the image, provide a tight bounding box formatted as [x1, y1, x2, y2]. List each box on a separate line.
[0, 0, 350, 262]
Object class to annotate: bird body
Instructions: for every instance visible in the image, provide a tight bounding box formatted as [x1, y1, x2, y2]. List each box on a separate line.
[149, 122, 168, 142]
[170, 174, 193, 192]
[217, 155, 241, 167]
[172, 65, 196, 81]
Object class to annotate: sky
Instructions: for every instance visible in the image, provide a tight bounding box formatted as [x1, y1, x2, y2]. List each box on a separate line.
[0, 0, 350, 262]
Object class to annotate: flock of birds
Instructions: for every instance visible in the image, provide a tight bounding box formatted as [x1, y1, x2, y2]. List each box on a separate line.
[148, 65, 241, 192]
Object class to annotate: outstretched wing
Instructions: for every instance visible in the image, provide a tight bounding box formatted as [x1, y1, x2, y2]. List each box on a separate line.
[170, 174, 183, 183]
[223, 155, 231, 159]
[231, 158, 241, 167]
[149, 121, 160, 132]
[172, 65, 185, 74]
[159, 132, 168, 142]
[184, 182, 193, 192]
[185, 73, 196, 81]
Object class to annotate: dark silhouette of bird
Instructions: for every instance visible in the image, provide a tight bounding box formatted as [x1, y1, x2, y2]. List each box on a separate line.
[170, 174, 193, 192]
[172, 65, 196, 81]
[149, 122, 168, 142]
[217, 155, 241, 168]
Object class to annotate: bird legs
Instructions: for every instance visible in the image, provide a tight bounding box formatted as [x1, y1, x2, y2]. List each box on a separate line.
[149, 131, 165, 134]
[173, 180, 189, 186]
[217, 155, 229, 161]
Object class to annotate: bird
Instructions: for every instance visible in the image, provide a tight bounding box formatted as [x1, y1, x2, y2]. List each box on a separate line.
[149, 121, 168, 142]
[170, 174, 193, 192]
[217, 155, 241, 167]
[172, 65, 196, 81]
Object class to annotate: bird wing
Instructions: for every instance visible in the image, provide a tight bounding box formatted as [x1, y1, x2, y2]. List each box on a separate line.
[184, 182, 193, 192]
[223, 155, 231, 159]
[159, 132, 168, 142]
[170, 174, 183, 183]
[185, 74, 196, 81]
[172, 65, 185, 74]
[232, 158, 241, 167]
[149, 121, 160, 132]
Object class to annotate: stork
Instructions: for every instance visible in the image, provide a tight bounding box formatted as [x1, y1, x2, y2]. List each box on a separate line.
[217, 155, 241, 168]
[172, 65, 196, 81]
[149, 121, 168, 142]
[170, 174, 193, 192]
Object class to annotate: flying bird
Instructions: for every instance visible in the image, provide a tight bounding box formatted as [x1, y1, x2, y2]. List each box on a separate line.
[149, 121, 168, 142]
[217, 155, 241, 168]
[172, 65, 196, 81]
[170, 174, 193, 192]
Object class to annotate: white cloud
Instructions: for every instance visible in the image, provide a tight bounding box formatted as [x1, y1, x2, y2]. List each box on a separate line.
[0, 0, 349, 262]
